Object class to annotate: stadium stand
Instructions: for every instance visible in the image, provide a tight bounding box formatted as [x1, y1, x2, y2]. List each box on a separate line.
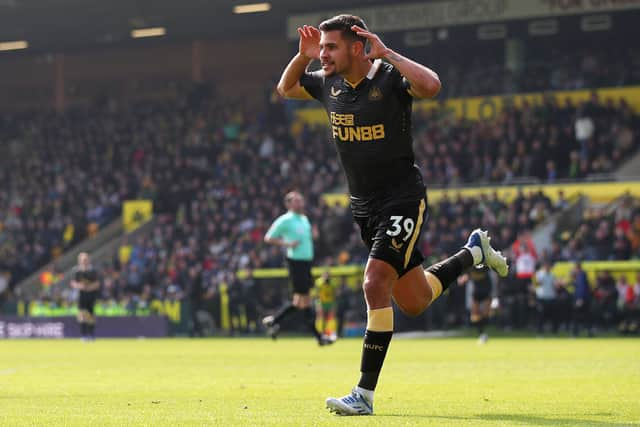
[1, 34, 639, 335]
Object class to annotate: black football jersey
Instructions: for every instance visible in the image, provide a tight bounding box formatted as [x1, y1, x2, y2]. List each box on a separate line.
[469, 266, 492, 296]
[72, 267, 99, 286]
[300, 60, 424, 198]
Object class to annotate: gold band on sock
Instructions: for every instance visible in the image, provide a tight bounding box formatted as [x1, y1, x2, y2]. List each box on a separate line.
[425, 272, 443, 301]
[367, 307, 393, 332]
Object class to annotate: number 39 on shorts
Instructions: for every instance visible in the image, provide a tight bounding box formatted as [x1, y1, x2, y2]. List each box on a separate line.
[385, 215, 415, 241]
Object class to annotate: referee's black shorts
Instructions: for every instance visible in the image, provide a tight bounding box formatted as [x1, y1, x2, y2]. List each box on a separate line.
[286, 258, 313, 295]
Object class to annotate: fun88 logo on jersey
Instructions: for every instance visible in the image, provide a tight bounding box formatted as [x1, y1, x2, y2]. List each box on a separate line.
[330, 112, 385, 143]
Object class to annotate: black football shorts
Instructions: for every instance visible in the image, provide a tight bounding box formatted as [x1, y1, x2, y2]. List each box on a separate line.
[354, 195, 428, 277]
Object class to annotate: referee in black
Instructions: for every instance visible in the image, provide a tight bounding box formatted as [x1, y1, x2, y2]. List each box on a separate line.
[277, 15, 508, 415]
[70, 252, 100, 341]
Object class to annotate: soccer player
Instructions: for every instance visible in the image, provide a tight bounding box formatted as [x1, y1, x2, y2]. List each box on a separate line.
[314, 270, 337, 338]
[70, 252, 100, 341]
[467, 266, 497, 344]
[262, 191, 332, 346]
[276, 15, 509, 415]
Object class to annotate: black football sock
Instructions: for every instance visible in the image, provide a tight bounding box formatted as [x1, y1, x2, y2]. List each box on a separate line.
[426, 249, 474, 291]
[88, 323, 95, 338]
[358, 330, 393, 391]
[80, 322, 88, 337]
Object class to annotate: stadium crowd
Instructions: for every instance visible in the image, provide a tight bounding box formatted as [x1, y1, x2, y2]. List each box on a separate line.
[413, 93, 639, 185]
[0, 75, 639, 335]
[550, 195, 640, 262]
[432, 45, 640, 98]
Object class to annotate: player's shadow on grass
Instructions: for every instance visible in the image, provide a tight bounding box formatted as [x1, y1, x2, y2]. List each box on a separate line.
[382, 412, 621, 426]
[476, 413, 621, 426]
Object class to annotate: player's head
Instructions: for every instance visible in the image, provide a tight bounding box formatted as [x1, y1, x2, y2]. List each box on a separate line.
[284, 191, 305, 213]
[318, 14, 368, 76]
[78, 252, 90, 268]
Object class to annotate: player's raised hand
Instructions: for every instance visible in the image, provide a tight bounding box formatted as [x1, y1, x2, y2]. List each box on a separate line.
[297, 25, 320, 60]
[351, 25, 389, 60]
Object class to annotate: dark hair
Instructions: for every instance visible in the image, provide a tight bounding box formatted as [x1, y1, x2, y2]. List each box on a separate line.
[319, 14, 368, 47]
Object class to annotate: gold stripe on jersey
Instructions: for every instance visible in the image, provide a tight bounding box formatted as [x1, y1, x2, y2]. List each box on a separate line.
[344, 77, 365, 89]
[404, 199, 426, 268]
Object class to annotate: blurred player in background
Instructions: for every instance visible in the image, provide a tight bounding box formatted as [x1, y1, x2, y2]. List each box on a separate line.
[277, 14, 508, 415]
[70, 252, 100, 341]
[466, 265, 498, 344]
[262, 191, 333, 345]
[314, 270, 338, 339]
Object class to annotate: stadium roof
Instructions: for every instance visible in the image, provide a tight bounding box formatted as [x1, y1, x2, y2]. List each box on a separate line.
[0, 0, 422, 52]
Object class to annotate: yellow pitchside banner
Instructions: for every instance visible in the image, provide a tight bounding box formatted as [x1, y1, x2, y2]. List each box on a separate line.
[295, 86, 640, 126]
[551, 261, 640, 285]
[322, 182, 640, 208]
[123, 200, 153, 232]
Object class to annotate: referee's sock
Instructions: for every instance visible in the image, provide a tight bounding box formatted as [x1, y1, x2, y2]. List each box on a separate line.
[273, 303, 297, 325]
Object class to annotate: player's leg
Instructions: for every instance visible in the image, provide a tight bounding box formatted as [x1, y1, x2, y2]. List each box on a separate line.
[77, 310, 88, 340]
[326, 304, 336, 337]
[77, 293, 90, 340]
[472, 299, 490, 343]
[326, 258, 396, 415]
[316, 301, 327, 335]
[327, 198, 429, 415]
[85, 294, 97, 340]
[85, 313, 96, 340]
[393, 229, 509, 317]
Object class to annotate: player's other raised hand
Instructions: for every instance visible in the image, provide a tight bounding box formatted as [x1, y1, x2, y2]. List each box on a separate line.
[351, 25, 389, 60]
[297, 25, 321, 60]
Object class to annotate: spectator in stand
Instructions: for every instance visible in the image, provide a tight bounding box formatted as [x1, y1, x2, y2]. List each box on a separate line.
[617, 274, 639, 334]
[593, 271, 619, 330]
[513, 241, 537, 328]
[534, 261, 558, 334]
[572, 261, 593, 337]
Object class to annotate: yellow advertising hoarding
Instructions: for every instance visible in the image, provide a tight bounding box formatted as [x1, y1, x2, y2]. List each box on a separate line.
[322, 182, 640, 208]
[295, 85, 640, 126]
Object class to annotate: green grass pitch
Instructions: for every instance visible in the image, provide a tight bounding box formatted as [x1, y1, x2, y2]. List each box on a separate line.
[1, 337, 639, 426]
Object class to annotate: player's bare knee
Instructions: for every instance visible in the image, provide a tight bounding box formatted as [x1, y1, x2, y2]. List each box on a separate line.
[362, 275, 393, 309]
[362, 274, 391, 297]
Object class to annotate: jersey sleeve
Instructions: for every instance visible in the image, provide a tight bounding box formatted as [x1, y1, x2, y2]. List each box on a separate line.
[265, 216, 287, 239]
[299, 70, 325, 101]
[390, 67, 414, 99]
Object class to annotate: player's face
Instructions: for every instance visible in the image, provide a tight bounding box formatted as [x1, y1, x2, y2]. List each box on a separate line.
[78, 253, 89, 268]
[319, 30, 353, 77]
